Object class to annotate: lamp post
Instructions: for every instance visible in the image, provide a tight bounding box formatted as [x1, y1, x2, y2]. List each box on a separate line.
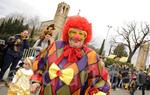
[105, 25, 112, 56]
[99, 25, 112, 56]
[106, 25, 112, 40]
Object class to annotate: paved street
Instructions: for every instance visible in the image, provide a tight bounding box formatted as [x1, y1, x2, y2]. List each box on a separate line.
[0, 83, 150, 95]
[0, 83, 8, 95]
[111, 88, 150, 95]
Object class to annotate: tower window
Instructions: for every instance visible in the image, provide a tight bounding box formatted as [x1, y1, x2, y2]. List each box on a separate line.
[63, 6, 65, 13]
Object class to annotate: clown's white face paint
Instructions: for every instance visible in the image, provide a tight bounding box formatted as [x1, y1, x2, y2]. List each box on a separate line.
[68, 28, 87, 48]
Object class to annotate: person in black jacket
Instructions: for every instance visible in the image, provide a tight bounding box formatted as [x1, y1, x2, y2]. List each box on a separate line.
[0, 30, 29, 81]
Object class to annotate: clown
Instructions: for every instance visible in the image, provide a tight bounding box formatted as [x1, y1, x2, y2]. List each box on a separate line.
[30, 16, 111, 95]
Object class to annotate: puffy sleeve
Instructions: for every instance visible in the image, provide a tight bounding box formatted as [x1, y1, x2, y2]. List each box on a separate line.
[85, 50, 111, 95]
[12, 69, 22, 83]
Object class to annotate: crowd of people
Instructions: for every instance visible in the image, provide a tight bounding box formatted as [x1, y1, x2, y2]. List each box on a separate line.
[109, 63, 150, 95]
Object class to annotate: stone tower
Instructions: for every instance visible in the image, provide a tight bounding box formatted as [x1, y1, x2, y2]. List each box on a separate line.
[53, 2, 70, 40]
[136, 42, 150, 70]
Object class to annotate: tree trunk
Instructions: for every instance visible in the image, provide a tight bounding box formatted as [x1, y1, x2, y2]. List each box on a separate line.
[127, 53, 133, 63]
[127, 48, 138, 63]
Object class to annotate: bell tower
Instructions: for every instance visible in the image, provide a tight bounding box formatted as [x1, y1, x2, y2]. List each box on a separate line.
[53, 2, 70, 40]
[136, 42, 150, 70]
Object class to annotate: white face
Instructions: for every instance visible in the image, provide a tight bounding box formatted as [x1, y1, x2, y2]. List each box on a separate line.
[44, 34, 51, 41]
[23, 58, 31, 69]
[68, 28, 87, 48]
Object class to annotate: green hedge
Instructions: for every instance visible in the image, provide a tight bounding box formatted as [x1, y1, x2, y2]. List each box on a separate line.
[104, 58, 133, 68]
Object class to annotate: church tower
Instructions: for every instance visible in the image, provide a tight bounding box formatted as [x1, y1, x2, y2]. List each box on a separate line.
[53, 2, 70, 40]
[136, 42, 150, 70]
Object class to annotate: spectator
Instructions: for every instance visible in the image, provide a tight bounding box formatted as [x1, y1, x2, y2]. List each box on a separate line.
[0, 30, 29, 81]
[136, 69, 147, 95]
[0, 41, 6, 71]
[33, 24, 55, 56]
[7, 56, 34, 95]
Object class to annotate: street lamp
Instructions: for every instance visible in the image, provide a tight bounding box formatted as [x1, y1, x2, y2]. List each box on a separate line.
[106, 25, 112, 40]
[105, 25, 112, 56]
[99, 25, 112, 56]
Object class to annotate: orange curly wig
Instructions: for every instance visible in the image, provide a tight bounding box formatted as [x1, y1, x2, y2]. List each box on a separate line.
[62, 16, 92, 44]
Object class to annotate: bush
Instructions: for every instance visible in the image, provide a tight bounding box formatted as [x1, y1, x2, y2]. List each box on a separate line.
[104, 58, 127, 67]
[105, 58, 116, 67]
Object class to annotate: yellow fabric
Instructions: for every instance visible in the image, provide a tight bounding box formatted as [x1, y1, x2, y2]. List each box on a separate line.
[16, 69, 22, 77]
[8, 69, 33, 95]
[8, 85, 30, 95]
[67, 63, 79, 75]
[94, 91, 106, 95]
[49, 63, 74, 85]
[95, 80, 106, 88]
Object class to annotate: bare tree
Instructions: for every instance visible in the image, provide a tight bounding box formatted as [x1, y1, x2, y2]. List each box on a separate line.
[113, 22, 150, 63]
[26, 16, 41, 38]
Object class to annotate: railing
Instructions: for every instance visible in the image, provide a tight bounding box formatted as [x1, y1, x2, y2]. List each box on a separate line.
[22, 48, 36, 59]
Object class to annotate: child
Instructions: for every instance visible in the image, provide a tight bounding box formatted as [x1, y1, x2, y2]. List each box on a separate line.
[8, 57, 34, 95]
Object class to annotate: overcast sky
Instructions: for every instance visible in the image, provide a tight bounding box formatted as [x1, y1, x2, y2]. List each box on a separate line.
[1, 0, 150, 47]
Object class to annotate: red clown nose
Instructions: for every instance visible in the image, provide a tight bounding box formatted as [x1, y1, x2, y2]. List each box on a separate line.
[74, 34, 80, 41]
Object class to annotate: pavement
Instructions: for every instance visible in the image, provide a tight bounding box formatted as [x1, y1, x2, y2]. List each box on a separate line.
[0, 82, 8, 95]
[0, 83, 150, 95]
[110, 88, 150, 95]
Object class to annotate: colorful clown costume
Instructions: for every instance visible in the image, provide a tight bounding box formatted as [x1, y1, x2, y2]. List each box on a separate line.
[31, 41, 110, 95]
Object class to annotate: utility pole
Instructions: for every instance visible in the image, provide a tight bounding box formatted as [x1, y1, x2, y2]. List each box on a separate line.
[99, 25, 112, 56]
[105, 25, 112, 56]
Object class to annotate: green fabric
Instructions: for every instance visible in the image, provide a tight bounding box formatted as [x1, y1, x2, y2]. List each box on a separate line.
[80, 70, 88, 85]
[44, 84, 53, 95]
[56, 85, 71, 95]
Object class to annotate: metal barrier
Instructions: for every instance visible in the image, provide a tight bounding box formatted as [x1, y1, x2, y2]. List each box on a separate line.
[22, 48, 36, 59]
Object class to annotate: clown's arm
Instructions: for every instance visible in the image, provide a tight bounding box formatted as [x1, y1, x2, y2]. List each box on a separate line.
[85, 51, 111, 95]
[30, 42, 56, 93]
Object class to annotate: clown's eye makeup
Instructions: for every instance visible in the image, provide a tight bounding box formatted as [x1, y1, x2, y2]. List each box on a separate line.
[70, 31, 76, 34]
[79, 32, 84, 36]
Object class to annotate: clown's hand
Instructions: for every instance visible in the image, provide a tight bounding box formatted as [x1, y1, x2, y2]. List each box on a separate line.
[30, 83, 40, 94]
